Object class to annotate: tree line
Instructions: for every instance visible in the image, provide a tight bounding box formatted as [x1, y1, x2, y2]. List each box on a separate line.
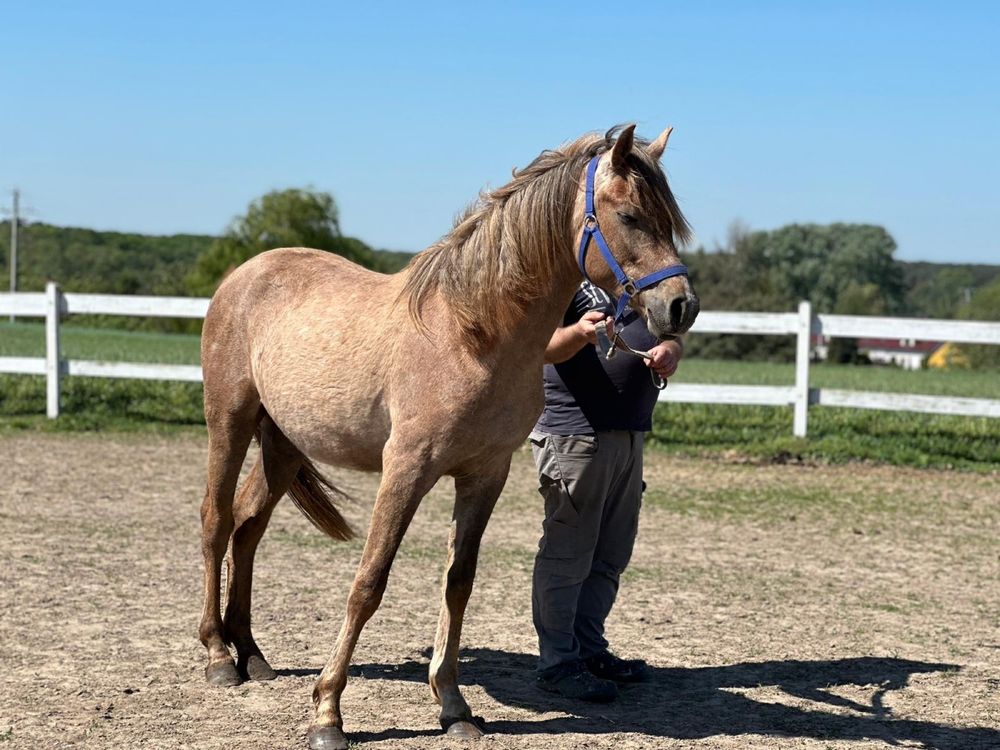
[686, 222, 1000, 365]
[1, 187, 997, 365]
[0, 188, 412, 301]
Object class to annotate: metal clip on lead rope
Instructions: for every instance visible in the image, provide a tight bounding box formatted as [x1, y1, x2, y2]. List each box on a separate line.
[600, 320, 668, 391]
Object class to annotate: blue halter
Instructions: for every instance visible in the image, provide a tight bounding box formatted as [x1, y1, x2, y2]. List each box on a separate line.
[576, 154, 688, 325]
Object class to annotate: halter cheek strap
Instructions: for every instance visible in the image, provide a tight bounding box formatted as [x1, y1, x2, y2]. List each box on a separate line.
[576, 154, 688, 324]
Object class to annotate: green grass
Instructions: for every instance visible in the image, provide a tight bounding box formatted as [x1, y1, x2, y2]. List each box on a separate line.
[0, 374, 206, 432]
[0, 322, 203, 432]
[650, 403, 1000, 471]
[674, 358, 1000, 399]
[0, 321, 201, 364]
[643, 481, 912, 524]
[270, 528, 363, 553]
[655, 354, 1000, 472]
[1, 322, 998, 470]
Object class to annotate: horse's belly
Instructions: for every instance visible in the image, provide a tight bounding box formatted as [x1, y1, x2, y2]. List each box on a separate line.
[275, 405, 388, 472]
[254, 354, 390, 473]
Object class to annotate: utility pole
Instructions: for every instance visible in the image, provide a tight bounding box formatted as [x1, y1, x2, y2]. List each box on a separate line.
[9, 189, 18, 323]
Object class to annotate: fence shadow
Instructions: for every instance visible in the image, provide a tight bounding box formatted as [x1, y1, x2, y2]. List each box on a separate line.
[344, 648, 998, 749]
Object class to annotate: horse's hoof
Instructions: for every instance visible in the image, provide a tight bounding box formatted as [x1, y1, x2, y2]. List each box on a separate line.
[242, 653, 277, 681]
[446, 720, 484, 739]
[205, 661, 243, 687]
[307, 726, 348, 750]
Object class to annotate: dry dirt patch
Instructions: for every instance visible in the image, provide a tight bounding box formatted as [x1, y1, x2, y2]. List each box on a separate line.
[0, 432, 998, 749]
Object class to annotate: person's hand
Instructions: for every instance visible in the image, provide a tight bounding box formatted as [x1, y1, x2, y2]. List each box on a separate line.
[645, 339, 684, 379]
[575, 311, 613, 346]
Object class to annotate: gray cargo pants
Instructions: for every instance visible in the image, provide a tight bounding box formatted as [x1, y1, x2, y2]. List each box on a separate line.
[529, 429, 644, 674]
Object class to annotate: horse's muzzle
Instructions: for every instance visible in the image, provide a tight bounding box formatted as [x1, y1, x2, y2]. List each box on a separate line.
[646, 285, 700, 339]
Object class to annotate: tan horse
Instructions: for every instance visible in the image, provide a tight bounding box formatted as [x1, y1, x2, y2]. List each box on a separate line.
[198, 124, 698, 749]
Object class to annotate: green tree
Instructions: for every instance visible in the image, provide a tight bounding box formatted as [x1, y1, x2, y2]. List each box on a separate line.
[958, 276, 1000, 368]
[686, 225, 794, 361]
[0, 221, 212, 297]
[901, 262, 1000, 318]
[827, 281, 888, 363]
[186, 188, 379, 295]
[685, 222, 905, 361]
[903, 267, 974, 319]
[754, 223, 904, 315]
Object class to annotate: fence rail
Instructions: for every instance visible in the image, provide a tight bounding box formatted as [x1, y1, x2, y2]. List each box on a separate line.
[2, 284, 1000, 433]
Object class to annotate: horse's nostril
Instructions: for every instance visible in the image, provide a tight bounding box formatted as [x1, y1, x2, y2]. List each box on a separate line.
[669, 296, 686, 328]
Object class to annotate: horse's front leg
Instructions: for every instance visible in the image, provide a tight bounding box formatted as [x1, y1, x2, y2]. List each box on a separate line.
[429, 462, 510, 737]
[308, 442, 439, 750]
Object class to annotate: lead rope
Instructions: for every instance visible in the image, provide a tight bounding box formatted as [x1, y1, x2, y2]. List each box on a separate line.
[600, 320, 668, 390]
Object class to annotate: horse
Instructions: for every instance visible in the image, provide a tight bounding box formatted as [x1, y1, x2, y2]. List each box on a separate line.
[197, 124, 699, 749]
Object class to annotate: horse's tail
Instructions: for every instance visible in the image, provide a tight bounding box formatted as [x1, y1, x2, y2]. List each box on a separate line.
[287, 458, 355, 541]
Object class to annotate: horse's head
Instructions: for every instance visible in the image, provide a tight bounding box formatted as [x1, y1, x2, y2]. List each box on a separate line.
[575, 124, 699, 339]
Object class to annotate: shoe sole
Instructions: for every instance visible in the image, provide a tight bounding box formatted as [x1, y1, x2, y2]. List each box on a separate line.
[536, 681, 618, 702]
[598, 673, 652, 684]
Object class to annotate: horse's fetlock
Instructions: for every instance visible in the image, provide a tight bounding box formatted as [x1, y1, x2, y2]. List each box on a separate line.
[198, 622, 218, 646]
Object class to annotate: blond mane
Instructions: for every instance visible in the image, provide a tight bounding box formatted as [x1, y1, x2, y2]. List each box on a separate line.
[401, 126, 690, 347]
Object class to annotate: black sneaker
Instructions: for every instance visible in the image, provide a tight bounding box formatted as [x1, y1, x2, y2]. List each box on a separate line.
[584, 651, 652, 683]
[537, 660, 618, 702]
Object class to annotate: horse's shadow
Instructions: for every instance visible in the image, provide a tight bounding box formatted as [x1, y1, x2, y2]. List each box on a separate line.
[315, 648, 998, 749]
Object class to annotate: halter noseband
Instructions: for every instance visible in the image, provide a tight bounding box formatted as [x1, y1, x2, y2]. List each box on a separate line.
[576, 154, 688, 325]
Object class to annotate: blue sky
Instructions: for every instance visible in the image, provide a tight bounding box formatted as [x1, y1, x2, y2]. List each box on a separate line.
[2, 1, 998, 263]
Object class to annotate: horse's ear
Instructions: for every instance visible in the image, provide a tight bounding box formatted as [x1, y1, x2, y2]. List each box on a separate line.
[647, 126, 673, 161]
[610, 124, 636, 172]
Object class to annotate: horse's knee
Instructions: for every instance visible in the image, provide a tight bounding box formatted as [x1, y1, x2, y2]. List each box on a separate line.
[200, 491, 235, 535]
[200, 492, 219, 525]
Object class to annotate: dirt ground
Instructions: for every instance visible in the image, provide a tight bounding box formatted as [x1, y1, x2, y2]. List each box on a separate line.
[1, 432, 998, 750]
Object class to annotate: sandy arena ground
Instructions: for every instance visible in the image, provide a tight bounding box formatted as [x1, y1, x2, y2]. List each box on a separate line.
[1, 432, 998, 749]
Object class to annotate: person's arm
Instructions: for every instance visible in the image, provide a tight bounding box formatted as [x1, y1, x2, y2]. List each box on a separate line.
[544, 311, 611, 364]
[645, 338, 684, 378]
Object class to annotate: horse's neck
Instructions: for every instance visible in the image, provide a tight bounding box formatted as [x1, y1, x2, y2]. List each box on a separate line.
[494, 262, 583, 361]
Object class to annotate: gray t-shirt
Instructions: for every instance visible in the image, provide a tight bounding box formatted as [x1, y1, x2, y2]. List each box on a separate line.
[534, 281, 660, 435]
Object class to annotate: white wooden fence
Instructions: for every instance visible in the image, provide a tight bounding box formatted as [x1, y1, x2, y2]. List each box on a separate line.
[0, 283, 207, 419]
[659, 301, 1000, 435]
[2, 283, 999, 435]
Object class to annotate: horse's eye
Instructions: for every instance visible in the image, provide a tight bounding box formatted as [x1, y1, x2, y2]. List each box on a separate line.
[617, 211, 637, 226]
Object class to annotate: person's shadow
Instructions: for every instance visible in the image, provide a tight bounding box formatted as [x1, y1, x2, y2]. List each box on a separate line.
[320, 648, 999, 748]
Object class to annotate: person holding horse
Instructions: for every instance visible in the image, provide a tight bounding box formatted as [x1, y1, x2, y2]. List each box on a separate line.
[529, 281, 684, 702]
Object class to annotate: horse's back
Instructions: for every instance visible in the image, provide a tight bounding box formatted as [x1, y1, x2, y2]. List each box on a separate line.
[203, 248, 403, 470]
[213, 246, 390, 303]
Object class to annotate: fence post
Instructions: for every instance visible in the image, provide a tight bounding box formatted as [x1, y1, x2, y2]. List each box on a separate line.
[793, 300, 811, 437]
[45, 281, 61, 419]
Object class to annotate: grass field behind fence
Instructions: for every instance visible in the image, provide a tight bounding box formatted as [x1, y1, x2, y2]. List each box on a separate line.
[0, 320, 202, 364]
[1, 322, 998, 470]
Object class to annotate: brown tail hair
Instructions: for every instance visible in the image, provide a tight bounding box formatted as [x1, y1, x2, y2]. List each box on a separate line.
[287, 458, 355, 541]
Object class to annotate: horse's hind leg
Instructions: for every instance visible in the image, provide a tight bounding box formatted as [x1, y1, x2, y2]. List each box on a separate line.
[429, 464, 509, 737]
[223, 414, 303, 681]
[199, 388, 260, 687]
